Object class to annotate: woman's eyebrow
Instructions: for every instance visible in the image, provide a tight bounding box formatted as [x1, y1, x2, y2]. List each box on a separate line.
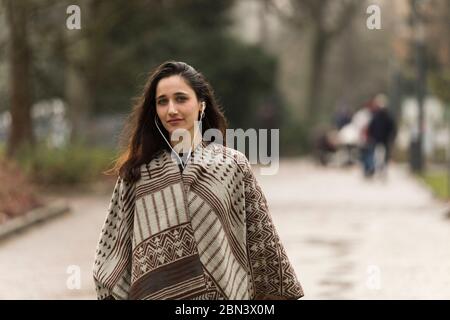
[156, 92, 188, 100]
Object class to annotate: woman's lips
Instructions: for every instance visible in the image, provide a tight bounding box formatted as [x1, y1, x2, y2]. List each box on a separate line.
[167, 119, 184, 125]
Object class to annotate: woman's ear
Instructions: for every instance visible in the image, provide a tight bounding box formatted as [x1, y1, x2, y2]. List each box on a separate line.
[198, 102, 206, 121]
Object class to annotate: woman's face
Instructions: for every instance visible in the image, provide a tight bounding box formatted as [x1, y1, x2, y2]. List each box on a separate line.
[155, 75, 202, 139]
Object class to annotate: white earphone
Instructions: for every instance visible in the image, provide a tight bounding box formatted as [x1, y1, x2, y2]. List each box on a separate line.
[200, 101, 206, 119]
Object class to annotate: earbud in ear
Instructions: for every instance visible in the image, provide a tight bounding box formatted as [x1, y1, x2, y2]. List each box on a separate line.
[199, 102, 206, 120]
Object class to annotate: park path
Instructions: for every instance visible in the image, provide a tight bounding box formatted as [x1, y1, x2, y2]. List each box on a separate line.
[1, 160, 449, 299]
[263, 160, 450, 299]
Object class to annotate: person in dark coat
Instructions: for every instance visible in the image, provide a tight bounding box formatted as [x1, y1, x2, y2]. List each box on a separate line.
[367, 97, 397, 176]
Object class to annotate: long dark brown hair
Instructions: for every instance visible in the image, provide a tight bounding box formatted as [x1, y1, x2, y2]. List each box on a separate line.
[106, 61, 228, 183]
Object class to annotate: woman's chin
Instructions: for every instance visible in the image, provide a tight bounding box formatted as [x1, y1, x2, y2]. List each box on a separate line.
[167, 126, 190, 136]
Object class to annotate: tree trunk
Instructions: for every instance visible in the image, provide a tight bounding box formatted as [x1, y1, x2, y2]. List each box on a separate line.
[65, 57, 91, 144]
[63, 0, 97, 144]
[305, 25, 328, 126]
[5, 0, 34, 158]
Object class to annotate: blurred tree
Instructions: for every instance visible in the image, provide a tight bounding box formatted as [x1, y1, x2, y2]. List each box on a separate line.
[4, 0, 35, 157]
[427, 0, 450, 104]
[2, 0, 278, 147]
[82, 0, 277, 130]
[426, 0, 450, 196]
[268, 0, 361, 126]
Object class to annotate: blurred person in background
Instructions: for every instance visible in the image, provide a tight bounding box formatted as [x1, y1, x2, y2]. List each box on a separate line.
[313, 126, 339, 166]
[352, 98, 378, 178]
[333, 103, 356, 166]
[334, 104, 353, 131]
[367, 94, 397, 178]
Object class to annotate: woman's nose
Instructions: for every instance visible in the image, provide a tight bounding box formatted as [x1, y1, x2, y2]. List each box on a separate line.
[168, 100, 178, 115]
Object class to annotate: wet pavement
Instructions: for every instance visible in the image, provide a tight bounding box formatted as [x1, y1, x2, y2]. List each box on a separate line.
[1, 160, 449, 299]
[261, 160, 450, 299]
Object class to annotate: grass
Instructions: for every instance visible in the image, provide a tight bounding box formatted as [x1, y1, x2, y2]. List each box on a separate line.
[420, 171, 450, 200]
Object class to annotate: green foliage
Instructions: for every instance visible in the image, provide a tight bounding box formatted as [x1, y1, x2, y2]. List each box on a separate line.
[199, 40, 278, 129]
[429, 70, 450, 104]
[0, 142, 4, 157]
[14, 142, 117, 186]
[9, 0, 291, 164]
[279, 107, 311, 156]
[76, 0, 277, 129]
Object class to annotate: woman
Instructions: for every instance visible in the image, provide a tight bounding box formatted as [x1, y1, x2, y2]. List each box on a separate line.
[93, 61, 304, 300]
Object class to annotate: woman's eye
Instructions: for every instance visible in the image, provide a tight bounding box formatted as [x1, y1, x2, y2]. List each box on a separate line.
[157, 99, 167, 105]
[176, 96, 187, 102]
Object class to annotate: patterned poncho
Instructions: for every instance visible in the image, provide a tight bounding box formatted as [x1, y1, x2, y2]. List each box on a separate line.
[93, 141, 304, 300]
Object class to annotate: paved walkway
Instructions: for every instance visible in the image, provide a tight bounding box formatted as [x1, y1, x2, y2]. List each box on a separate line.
[1, 160, 449, 299]
[262, 160, 450, 299]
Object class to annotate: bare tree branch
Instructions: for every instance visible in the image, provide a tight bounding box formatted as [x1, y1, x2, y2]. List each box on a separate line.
[267, 0, 362, 125]
[269, 0, 360, 37]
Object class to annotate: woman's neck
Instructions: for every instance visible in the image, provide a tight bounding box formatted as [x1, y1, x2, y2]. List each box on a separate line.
[170, 127, 202, 153]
